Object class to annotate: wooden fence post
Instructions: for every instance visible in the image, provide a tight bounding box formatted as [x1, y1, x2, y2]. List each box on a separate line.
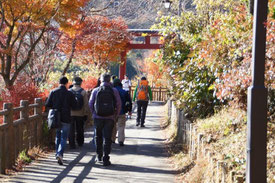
[197, 134, 203, 159]
[20, 100, 30, 150]
[3, 103, 14, 170]
[189, 123, 192, 158]
[158, 87, 162, 101]
[221, 162, 227, 183]
[0, 126, 4, 174]
[34, 98, 43, 146]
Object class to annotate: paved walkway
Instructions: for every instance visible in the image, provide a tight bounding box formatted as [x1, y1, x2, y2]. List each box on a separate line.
[4, 102, 176, 183]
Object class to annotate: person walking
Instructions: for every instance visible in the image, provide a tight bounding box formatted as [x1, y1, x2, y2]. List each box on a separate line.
[122, 75, 132, 119]
[122, 75, 131, 92]
[133, 77, 152, 127]
[45, 76, 77, 165]
[112, 79, 132, 146]
[69, 77, 90, 149]
[89, 73, 121, 166]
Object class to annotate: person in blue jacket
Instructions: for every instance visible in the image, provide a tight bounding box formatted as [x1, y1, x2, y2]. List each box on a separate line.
[112, 78, 132, 146]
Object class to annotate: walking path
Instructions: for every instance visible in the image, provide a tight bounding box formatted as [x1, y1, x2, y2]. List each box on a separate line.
[4, 102, 176, 183]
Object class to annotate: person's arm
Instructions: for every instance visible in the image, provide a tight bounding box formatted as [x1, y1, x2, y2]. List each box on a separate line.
[89, 89, 96, 114]
[83, 90, 89, 116]
[45, 91, 53, 108]
[129, 80, 132, 91]
[126, 92, 132, 112]
[132, 86, 138, 101]
[148, 86, 153, 101]
[69, 91, 77, 109]
[113, 89, 122, 116]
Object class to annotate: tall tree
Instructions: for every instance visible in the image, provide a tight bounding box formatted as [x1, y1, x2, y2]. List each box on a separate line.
[0, 0, 89, 88]
[59, 15, 130, 74]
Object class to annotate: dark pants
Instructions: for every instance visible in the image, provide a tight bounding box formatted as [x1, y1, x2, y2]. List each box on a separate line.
[94, 118, 114, 160]
[136, 100, 149, 125]
[69, 116, 85, 147]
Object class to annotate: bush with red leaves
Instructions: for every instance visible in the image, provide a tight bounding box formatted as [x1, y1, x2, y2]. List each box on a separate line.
[81, 76, 98, 91]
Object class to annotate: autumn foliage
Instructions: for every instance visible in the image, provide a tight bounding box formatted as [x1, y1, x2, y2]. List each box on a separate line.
[138, 51, 167, 87]
[0, 0, 90, 87]
[59, 15, 130, 74]
[0, 75, 42, 110]
[81, 76, 98, 91]
[154, 0, 274, 119]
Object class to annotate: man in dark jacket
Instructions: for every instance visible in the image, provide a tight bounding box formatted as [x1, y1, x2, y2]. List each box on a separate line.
[45, 76, 77, 165]
[89, 73, 121, 166]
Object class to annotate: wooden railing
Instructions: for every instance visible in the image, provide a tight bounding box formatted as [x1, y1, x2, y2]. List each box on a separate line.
[0, 98, 44, 174]
[131, 86, 168, 101]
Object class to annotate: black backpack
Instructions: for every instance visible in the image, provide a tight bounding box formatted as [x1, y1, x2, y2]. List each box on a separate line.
[95, 86, 116, 116]
[124, 92, 132, 113]
[70, 88, 84, 110]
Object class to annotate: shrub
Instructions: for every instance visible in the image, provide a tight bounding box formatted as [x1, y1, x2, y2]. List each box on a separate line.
[81, 76, 98, 90]
[0, 77, 42, 109]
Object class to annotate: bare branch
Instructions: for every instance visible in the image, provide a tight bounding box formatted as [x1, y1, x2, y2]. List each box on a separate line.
[11, 28, 46, 84]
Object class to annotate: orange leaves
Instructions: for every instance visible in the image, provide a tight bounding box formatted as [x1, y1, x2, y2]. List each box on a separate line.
[59, 15, 130, 67]
[138, 50, 167, 87]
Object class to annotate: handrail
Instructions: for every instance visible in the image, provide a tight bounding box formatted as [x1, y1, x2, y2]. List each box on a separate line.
[13, 106, 24, 112]
[0, 98, 44, 173]
[0, 109, 8, 116]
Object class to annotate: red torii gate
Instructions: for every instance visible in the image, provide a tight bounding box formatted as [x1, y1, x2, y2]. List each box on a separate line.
[119, 29, 163, 80]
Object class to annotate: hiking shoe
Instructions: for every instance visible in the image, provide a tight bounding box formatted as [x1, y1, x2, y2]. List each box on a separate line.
[141, 124, 145, 127]
[103, 160, 111, 166]
[119, 142, 124, 146]
[96, 156, 102, 162]
[56, 156, 63, 165]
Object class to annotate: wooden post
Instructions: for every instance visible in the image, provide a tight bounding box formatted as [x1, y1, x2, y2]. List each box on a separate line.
[230, 171, 236, 183]
[221, 162, 227, 183]
[197, 134, 203, 159]
[0, 129, 4, 174]
[216, 161, 222, 183]
[158, 87, 162, 101]
[4, 103, 14, 170]
[189, 123, 192, 158]
[20, 100, 30, 150]
[34, 98, 43, 146]
[119, 51, 127, 80]
[14, 124, 19, 164]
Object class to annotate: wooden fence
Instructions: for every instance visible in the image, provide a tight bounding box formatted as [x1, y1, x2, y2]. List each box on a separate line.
[0, 98, 44, 174]
[131, 86, 168, 101]
[167, 100, 245, 183]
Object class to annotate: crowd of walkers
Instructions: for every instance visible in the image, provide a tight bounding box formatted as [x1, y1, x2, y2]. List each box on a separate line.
[45, 73, 152, 166]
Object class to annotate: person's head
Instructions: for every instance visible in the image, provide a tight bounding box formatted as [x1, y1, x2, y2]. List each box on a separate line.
[141, 76, 147, 81]
[59, 76, 69, 86]
[113, 78, 122, 87]
[124, 75, 128, 80]
[100, 73, 111, 83]
[73, 76, 83, 86]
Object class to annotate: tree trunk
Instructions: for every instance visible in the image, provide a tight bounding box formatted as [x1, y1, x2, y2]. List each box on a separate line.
[62, 39, 77, 75]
